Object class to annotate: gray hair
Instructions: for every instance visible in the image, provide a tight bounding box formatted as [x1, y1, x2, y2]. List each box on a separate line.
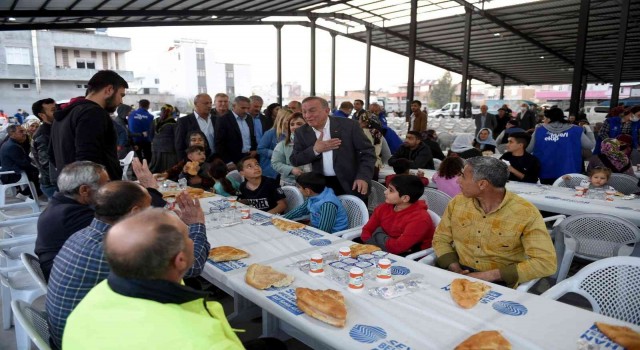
[57, 161, 106, 195]
[249, 95, 263, 104]
[466, 156, 509, 188]
[234, 96, 250, 104]
[193, 93, 210, 104]
[105, 209, 185, 280]
[301, 96, 329, 109]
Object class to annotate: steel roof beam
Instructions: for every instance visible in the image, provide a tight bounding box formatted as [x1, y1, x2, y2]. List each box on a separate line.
[449, 0, 606, 82]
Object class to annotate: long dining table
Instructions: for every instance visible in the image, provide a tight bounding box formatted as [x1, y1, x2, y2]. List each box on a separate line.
[196, 195, 640, 350]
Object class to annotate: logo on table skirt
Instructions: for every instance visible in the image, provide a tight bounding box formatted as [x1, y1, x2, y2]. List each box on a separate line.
[309, 238, 331, 246]
[289, 228, 324, 241]
[441, 284, 502, 304]
[390, 266, 410, 276]
[349, 324, 388, 343]
[492, 301, 528, 316]
[250, 212, 273, 225]
[578, 323, 624, 349]
[266, 288, 303, 316]
[207, 259, 247, 272]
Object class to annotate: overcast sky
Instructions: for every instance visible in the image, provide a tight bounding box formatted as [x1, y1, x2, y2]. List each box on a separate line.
[109, 25, 463, 94]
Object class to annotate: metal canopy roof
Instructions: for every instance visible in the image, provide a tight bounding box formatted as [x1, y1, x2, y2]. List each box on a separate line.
[1, 0, 637, 86]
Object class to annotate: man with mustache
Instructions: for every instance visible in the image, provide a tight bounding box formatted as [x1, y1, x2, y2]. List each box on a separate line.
[50, 70, 128, 181]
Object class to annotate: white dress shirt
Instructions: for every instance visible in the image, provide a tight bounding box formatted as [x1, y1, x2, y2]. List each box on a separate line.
[194, 111, 215, 153]
[312, 118, 336, 176]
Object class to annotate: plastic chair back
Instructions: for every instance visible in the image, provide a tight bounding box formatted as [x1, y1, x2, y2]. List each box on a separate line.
[553, 213, 640, 282]
[21, 253, 47, 294]
[338, 195, 369, 229]
[281, 186, 304, 214]
[420, 188, 452, 217]
[608, 173, 640, 195]
[552, 173, 588, 188]
[433, 158, 442, 170]
[367, 181, 386, 213]
[542, 256, 640, 325]
[227, 170, 243, 185]
[119, 151, 135, 180]
[11, 300, 51, 350]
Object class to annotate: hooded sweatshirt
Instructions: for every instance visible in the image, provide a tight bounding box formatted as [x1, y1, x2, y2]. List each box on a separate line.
[50, 99, 122, 181]
[361, 200, 434, 254]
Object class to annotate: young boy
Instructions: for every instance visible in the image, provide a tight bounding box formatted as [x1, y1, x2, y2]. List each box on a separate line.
[499, 132, 541, 184]
[283, 173, 349, 234]
[361, 175, 434, 255]
[385, 158, 429, 187]
[178, 145, 214, 190]
[237, 156, 287, 214]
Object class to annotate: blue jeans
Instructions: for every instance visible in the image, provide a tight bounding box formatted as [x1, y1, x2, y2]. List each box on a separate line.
[41, 184, 57, 199]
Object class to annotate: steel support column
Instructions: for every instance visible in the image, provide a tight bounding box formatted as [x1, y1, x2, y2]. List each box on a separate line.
[580, 74, 587, 109]
[460, 7, 472, 118]
[275, 24, 283, 106]
[610, 0, 630, 108]
[331, 32, 336, 110]
[365, 27, 372, 108]
[310, 17, 316, 97]
[405, 0, 418, 115]
[499, 75, 505, 99]
[569, 0, 590, 116]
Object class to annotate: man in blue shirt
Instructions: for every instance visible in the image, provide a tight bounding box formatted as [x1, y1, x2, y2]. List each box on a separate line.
[128, 99, 154, 161]
[332, 101, 353, 118]
[0, 125, 42, 198]
[46, 182, 209, 349]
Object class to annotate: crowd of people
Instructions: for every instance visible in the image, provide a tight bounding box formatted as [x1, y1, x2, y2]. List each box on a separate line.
[2, 69, 639, 349]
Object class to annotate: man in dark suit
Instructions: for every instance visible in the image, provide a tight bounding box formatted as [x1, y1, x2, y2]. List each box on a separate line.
[516, 103, 537, 133]
[215, 96, 257, 165]
[474, 105, 497, 135]
[290, 96, 376, 197]
[174, 93, 216, 160]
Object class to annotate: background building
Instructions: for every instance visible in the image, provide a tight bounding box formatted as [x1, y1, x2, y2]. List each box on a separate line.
[159, 38, 251, 112]
[0, 29, 133, 113]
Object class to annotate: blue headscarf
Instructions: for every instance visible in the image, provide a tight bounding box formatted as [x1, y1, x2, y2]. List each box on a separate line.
[475, 128, 496, 150]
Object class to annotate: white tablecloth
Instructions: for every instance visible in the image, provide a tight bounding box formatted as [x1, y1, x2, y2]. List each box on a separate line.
[221, 247, 640, 349]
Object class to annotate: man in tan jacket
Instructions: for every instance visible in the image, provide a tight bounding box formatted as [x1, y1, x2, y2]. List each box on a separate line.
[408, 100, 427, 132]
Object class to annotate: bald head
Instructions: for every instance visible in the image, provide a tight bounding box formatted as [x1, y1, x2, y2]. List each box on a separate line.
[94, 181, 152, 224]
[105, 209, 192, 281]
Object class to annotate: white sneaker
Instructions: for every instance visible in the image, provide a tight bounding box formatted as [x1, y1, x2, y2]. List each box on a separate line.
[15, 193, 27, 200]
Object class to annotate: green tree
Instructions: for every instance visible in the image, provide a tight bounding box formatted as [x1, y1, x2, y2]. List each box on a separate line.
[429, 72, 455, 108]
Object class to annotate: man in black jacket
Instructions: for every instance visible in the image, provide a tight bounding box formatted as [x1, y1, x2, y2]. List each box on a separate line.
[174, 93, 216, 160]
[50, 70, 127, 181]
[0, 125, 42, 198]
[31, 98, 57, 198]
[215, 96, 257, 165]
[388, 131, 435, 169]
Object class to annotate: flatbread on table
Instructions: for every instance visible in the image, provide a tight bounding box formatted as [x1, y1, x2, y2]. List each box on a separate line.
[162, 187, 214, 199]
[596, 322, 640, 350]
[450, 278, 491, 309]
[208, 246, 249, 262]
[455, 330, 511, 350]
[271, 217, 306, 231]
[245, 264, 294, 290]
[349, 243, 381, 258]
[295, 288, 347, 328]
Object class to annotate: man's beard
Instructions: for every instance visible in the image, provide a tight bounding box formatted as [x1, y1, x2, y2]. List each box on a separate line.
[104, 94, 118, 113]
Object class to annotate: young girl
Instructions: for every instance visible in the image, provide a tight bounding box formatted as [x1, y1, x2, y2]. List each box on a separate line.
[210, 159, 240, 197]
[431, 156, 464, 198]
[563, 167, 616, 191]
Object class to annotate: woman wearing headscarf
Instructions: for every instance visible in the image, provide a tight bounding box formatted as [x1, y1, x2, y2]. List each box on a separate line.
[473, 127, 497, 154]
[149, 104, 178, 173]
[587, 138, 634, 176]
[449, 133, 482, 159]
[358, 111, 385, 180]
[113, 104, 133, 159]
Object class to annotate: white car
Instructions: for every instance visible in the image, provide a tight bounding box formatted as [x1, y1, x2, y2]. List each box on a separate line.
[430, 102, 480, 118]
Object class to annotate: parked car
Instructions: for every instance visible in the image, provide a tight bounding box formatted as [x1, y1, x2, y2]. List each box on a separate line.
[430, 102, 480, 118]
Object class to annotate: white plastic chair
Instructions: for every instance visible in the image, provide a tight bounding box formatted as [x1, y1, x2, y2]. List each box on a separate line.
[281, 185, 304, 214]
[11, 299, 51, 350]
[552, 173, 588, 188]
[552, 213, 640, 283]
[119, 151, 135, 180]
[420, 188, 452, 217]
[367, 181, 386, 213]
[227, 170, 243, 185]
[404, 209, 441, 261]
[541, 256, 640, 325]
[0, 169, 41, 218]
[608, 173, 640, 195]
[337, 195, 369, 230]
[21, 253, 47, 294]
[433, 158, 441, 170]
